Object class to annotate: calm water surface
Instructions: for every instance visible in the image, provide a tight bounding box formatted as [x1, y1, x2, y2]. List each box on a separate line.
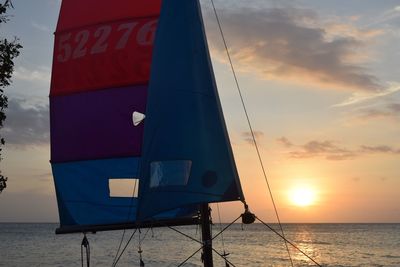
[0, 223, 399, 266]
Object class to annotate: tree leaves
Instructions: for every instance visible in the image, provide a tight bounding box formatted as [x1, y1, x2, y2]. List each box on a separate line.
[0, 0, 22, 193]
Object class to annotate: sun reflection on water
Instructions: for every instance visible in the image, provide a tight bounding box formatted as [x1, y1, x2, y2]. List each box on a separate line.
[290, 225, 322, 265]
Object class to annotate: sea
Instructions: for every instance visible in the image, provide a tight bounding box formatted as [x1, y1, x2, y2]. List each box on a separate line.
[0, 223, 399, 267]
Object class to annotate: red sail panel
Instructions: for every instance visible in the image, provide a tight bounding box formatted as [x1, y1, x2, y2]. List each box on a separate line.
[50, 17, 158, 95]
[56, 0, 162, 32]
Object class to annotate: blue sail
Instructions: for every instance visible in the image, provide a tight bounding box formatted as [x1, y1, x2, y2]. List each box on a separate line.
[137, 0, 244, 220]
[50, 0, 199, 233]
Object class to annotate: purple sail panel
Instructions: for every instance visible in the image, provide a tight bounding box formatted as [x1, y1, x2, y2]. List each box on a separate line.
[50, 85, 147, 163]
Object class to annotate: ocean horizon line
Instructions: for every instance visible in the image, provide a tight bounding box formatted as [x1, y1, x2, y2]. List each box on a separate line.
[1, 221, 399, 224]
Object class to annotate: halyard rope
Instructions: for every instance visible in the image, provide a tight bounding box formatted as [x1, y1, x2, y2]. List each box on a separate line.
[256, 216, 322, 266]
[111, 163, 140, 266]
[209, 0, 294, 266]
[112, 229, 138, 267]
[216, 203, 230, 265]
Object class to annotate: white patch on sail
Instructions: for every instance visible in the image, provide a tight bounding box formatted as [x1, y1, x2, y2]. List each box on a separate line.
[150, 160, 192, 188]
[109, 178, 139, 198]
[132, 111, 146, 126]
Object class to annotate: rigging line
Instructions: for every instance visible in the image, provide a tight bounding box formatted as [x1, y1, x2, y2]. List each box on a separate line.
[168, 214, 239, 245]
[138, 228, 141, 250]
[175, 237, 239, 267]
[111, 229, 126, 266]
[177, 246, 203, 267]
[174, 215, 236, 249]
[208, 1, 294, 266]
[167, 226, 202, 245]
[256, 216, 322, 267]
[212, 248, 237, 267]
[216, 203, 227, 252]
[139, 227, 152, 245]
[211, 214, 241, 241]
[138, 228, 144, 266]
[112, 229, 138, 267]
[170, 215, 240, 266]
[112, 167, 140, 266]
[81, 234, 90, 267]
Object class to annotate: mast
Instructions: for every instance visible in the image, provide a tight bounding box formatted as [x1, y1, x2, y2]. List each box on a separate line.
[200, 203, 213, 267]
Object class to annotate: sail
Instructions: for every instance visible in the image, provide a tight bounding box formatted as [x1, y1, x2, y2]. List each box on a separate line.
[50, 0, 196, 233]
[137, 0, 244, 221]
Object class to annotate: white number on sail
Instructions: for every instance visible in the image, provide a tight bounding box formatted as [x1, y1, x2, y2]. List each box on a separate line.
[91, 25, 112, 54]
[137, 20, 157, 46]
[57, 20, 158, 63]
[72, 30, 89, 59]
[116, 22, 138, 50]
[57, 33, 72, 62]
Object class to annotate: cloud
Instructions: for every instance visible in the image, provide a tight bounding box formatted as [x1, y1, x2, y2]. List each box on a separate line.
[389, 103, 400, 112]
[360, 145, 400, 154]
[207, 7, 385, 92]
[288, 140, 356, 160]
[32, 21, 50, 32]
[242, 131, 264, 145]
[352, 102, 400, 121]
[356, 108, 392, 120]
[2, 98, 49, 147]
[320, 20, 384, 41]
[277, 137, 400, 160]
[276, 136, 293, 147]
[367, 5, 400, 27]
[13, 66, 51, 84]
[333, 82, 400, 107]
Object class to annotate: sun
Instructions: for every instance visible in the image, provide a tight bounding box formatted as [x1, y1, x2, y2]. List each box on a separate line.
[289, 187, 316, 207]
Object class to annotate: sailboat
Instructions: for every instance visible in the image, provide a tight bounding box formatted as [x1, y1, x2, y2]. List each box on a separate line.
[50, 0, 320, 266]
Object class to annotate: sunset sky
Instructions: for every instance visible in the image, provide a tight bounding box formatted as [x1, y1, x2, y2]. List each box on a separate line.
[0, 0, 399, 223]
